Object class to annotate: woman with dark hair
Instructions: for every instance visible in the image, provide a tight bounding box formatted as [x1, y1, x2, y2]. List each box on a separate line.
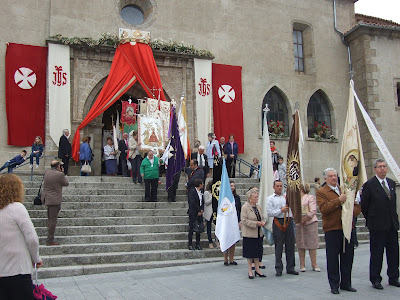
[223, 181, 242, 266]
[206, 133, 221, 177]
[104, 137, 117, 175]
[29, 136, 43, 168]
[79, 136, 92, 176]
[203, 181, 214, 248]
[0, 174, 43, 299]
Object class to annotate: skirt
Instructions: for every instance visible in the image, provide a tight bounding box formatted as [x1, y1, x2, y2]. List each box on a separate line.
[295, 221, 319, 250]
[105, 159, 117, 175]
[207, 157, 214, 169]
[242, 237, 263, 259]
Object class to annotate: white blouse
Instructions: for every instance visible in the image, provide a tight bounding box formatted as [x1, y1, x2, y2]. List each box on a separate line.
[104, 144, 116, 160]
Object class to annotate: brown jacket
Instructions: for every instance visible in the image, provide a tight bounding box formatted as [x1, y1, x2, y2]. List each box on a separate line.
[241, 202, 264, 238]
[41, 169, 69, 206]
[316, 185, 361, 232]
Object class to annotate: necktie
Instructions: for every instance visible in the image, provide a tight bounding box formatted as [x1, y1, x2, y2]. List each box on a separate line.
[199, 155, 203, 167]
[381, 180, 391, 198]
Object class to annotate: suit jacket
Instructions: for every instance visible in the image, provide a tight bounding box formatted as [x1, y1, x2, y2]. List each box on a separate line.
[190, 152, 209, 174]
[361, 176, 399, 231]
[316, 185, 361, 233]
[58, 135, 71, 159]
[241, 202, 264, 238]
[41, 169, 69, 206]
[187, 188, 204, 216]
[224, 141, 239, 159]
[118, 139, 129, 160]
[186, 167, 204, 192]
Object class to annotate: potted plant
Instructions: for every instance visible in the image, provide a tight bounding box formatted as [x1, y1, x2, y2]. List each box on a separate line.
[314, 121, 330, 137]
[268, 120, 285, 138]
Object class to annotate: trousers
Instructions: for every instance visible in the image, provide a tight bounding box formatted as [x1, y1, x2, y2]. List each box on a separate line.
[273, 218, 295, 273]
[144, 178, 158, 201]
[188, 214, 201, 246]
[47, 205, 61, 243]
[0, 274, 34, 300]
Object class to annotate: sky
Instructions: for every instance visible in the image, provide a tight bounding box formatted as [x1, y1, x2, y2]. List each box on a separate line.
[355, 0, 400, 24]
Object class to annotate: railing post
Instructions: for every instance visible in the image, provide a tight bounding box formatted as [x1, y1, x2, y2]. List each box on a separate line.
[30, 164, 33, 182]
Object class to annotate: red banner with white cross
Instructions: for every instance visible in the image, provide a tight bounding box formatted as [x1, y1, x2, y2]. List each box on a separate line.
[212, 63, 244, 153]
[5, 43, 47, 146]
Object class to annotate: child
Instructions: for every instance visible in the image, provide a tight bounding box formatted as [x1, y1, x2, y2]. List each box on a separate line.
[278, 156, 287, 191]
[249, 158, 260, 178]
[0, 150, 27, 173]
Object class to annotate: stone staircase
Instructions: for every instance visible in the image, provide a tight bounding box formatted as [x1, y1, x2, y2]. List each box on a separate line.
[21, 175, 369, 278]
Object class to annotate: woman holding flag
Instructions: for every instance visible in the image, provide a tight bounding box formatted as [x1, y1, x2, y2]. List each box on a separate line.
[241, 187, 266, 279]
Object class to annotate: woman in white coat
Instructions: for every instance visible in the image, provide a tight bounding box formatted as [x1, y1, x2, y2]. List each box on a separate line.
[206, 133, 221, 177]
[203, 181, 214, 248]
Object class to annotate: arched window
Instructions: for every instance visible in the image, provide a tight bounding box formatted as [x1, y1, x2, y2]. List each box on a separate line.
[261, 87, 289, 136]
[307, 90, 332, 138]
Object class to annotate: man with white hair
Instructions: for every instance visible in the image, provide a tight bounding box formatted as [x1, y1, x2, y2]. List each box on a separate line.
[316, 168, 361, 295]
[190, 145, 209, 181]
[58, 129, 71, 175]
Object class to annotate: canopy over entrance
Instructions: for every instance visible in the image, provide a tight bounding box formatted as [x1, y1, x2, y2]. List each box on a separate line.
[71, 42, 166, 161]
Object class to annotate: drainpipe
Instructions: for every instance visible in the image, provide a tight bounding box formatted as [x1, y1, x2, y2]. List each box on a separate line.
[333, 0, 353, 78]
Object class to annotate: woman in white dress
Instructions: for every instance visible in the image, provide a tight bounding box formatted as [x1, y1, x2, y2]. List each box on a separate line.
[206, 133, 221, 176]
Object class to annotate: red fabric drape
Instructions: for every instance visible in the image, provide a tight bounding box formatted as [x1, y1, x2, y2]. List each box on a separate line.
[71, 43, 165, 161]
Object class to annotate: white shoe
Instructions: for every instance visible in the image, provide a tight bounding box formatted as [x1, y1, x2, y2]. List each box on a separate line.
[29, 164, 33, 168]
[300, 268, 306, 272]
[313, 267, 321, 272]
[35, 165, 39, 168]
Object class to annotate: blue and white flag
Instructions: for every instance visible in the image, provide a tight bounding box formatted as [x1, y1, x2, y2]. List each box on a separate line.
[215, 158, 241, 252]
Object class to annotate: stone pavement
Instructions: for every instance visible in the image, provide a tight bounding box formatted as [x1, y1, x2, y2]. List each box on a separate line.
[38, 243, 399, 300]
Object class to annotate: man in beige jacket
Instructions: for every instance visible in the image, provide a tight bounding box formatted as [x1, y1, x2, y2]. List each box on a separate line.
[41, 160, 69, 246]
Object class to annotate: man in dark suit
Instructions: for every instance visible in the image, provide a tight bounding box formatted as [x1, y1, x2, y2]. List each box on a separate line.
[58, 129, 71, 175]
[41, 160, 69, 245]
[187, 178, 204, 250]
[118, 133, 129, 177]
[316, 168, 360, 295]
[190, 145, 209, 180]
[186, 159, 204, 193]
[361, 158, 400, 290]
[224, 134, 239, 178]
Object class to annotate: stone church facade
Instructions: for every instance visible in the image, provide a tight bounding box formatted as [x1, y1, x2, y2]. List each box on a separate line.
[0, 0, 399, 181]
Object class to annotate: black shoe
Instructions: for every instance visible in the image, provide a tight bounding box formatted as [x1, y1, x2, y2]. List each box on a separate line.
[195, 244, 202, 250]
[331, 289, 340, 295]
[276, 272, 282, 277]
[229, 261, 238, 265]
[188, 245, 195, 250]
[255, 271, 266, 278]
[287, 270, 299, 275]
[259, 265, 266, 269]
[248, 274, 254, 279]
[389, 280, 400, 287]
[224, 262, 229, 266]
[372, 282, 384, 290]
[340, 286, 357, 292]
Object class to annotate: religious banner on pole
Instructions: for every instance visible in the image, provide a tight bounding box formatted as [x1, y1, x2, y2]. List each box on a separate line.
[138, 116, 164, 153]
[340, 82, 367, 242]
[121, 101, 137, 125]
[212, 63, 244, 153]
[178, 97, 191, 159]
[194, 58, 212, 146]
[286, 111, 302, 224]
[5, 43, 47, 146]
[48, 43, 71, 146]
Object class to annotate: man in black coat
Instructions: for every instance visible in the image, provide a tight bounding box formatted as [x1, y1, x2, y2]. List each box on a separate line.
[187, 178, 204, 250]
[361, 158, 400, 290]
[118, 133, 129, 177]
[58, 129, 71, 175]
[186, 159, 204, 193]
[190, 145, 209, 181]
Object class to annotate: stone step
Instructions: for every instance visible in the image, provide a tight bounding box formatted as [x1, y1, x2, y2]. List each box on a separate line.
[28, 208, 188, 218]
[32, 216, 189, 227]
[34, 224, 190, 236]
[29, 194, 188, 202]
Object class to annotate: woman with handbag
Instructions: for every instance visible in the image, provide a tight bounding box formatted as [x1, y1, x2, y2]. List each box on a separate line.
[187, 179, 204, 251]
[0, 174, 43, 299]
[104, 137, 117, 175]
[241, 187, 266, 279]
[296, 182, 320, 272]
[79, 136, 92, 176]
[203, 181, 214, 248]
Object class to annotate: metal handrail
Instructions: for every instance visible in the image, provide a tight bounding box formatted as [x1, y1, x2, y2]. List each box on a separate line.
[236, 157, 259, 178]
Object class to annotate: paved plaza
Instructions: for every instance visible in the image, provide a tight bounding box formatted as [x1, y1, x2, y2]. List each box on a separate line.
[38, 243, 400, 300]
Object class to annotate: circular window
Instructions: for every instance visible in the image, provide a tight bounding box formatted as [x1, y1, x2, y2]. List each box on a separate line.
[120, 5, 144, 25]
[117, 0, 157, 28]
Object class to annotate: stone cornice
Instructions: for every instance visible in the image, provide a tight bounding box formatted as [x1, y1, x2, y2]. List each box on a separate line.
[344, 24, 400, 43]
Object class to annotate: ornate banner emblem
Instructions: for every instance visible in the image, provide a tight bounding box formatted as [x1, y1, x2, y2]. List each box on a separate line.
[52, 66, 67, 86]
[198, 78, 210, 96]
[287, 150, 301, 190]
[212, 180, 221, 201]
[218, 84, 235, 103]
[343, 149, 359, 191]
[14, 67, 36, 89]
[218, 197, 234, 216]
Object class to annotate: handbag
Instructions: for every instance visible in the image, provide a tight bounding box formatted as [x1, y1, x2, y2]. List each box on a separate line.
[193, 216, 205, 233]
[32, 264, 58, 300]
[127, 159, 132, 170]
[33, 173, 45, 206]
[81, 161, 91, 173]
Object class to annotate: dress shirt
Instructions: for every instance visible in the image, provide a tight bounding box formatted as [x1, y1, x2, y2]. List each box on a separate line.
[327, 184, 340, 195]
[376, 175, 389, 189]
[196, 188, 203, 206]
[267, 193, 293, 218]
[197, 153, 205, 167]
